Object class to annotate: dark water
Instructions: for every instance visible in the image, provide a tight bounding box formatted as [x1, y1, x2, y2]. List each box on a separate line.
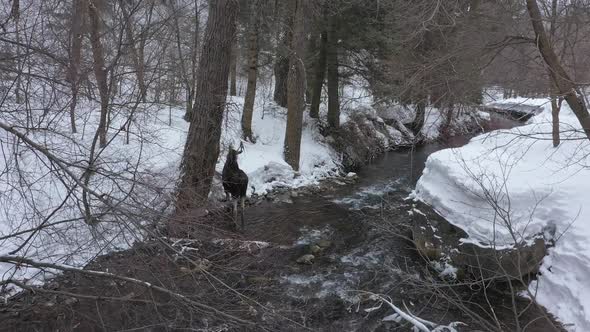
[238, 114, 562, 330]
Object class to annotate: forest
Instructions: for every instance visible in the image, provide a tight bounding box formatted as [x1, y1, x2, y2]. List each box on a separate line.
[0, 0, 589, 331]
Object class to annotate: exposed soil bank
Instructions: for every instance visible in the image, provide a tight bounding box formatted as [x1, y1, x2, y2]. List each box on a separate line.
[328, 108, 489, 172]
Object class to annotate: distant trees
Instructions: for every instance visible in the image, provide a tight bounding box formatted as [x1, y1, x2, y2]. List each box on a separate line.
[177, 0, 239, 208]
[119, 0, 147, 102]
[169, 0, 202, 120]
[6, 0, 586, 206]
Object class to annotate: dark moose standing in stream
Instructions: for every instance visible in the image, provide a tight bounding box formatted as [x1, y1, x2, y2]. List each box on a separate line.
[222, 142, 249, 230]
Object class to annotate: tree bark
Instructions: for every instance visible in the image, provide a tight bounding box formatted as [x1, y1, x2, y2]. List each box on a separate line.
[326, 16, 340, 129]
[548, 0, 560, 147]
[273, 6, 293, 108]
[241, 0, 261, 142]
[177, 0, 238, 209]
[283, 0, 306, 171]
[190, 0, 200, 107]
[229, 43, 238, 96]
[87, 0, 109, 148]
[309, 29, 327, 118]
[305, 32, 318, 103]
[67, 0, 85, 133]
[526, 0, 590, 141]
[12, 0, 22, 105]
[411, 96, 426, 136]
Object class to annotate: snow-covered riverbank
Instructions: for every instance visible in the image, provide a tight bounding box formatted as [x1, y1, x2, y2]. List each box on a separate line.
[0, 82, 488, 296]
[413, 96, 590, 331]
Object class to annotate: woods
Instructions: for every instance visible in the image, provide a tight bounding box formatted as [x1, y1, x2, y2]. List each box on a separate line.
[1, 0, 590, 330]
[177, 0, 238, 208]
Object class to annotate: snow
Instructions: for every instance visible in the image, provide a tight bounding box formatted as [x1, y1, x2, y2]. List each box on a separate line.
[375, 102, 485, 141]
[413, 95, 590, 331]
[370, 294, 464, 332]
[219, 96, 340, 196]
[0, 84, 341, 295]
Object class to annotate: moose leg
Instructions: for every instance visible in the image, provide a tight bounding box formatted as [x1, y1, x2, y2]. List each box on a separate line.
[240, 196, 245, 230]
[232, 199, 239, 229]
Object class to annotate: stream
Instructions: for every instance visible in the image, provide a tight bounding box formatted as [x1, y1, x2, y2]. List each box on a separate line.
[0, 113, 561, 331]
[237, 113, 561, 331]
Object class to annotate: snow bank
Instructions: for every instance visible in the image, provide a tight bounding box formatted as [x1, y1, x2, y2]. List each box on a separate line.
[375, 102, 487, 141]
[413, 96, 590, 330]
[218, 96, 340, 196]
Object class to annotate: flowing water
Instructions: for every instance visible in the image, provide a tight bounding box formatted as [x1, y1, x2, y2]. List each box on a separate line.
[239, 113, 561, 331]
[0, 113, 560, 331]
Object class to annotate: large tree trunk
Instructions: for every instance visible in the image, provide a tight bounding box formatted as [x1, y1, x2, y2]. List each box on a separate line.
[526, 0, 590, 141]
[309, 29, 327, 118]
[551, 84, 563, 148]
[177, 0, 238, 209]
[283, 0, 306, 171]
[229, 43, 238, 96]
[67, 0, 85, 134]
[326, 16, 340, 129]
[119, 0, 147, 102]
[241, 0, 261, 142]
[273, 6, 292, 108]
[11, 0, 22, 105]
[305, 32, 318, 103]
[87, 0, 109, 148]
[411, 98, 426, 136]
[548, 0, 560, 147]
[190, 0, 200, 106]
[273, 57, 289, 107]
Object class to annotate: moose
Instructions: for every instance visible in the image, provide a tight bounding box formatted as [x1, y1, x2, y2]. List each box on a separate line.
[222, 142, 249, 230]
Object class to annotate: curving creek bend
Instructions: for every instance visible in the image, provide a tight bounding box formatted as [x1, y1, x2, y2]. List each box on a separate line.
[1, 114, 563, 331]
[228, 114, 561, 331]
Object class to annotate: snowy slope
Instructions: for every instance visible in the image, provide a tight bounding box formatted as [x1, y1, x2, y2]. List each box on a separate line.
[413, 96, 590, 331]
[0, 89, 341, 295]
[218, 96, 341, 196]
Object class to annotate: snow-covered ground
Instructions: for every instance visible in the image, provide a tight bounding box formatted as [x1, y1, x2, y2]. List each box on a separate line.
[219, 96, 340, 196]
[0, 87, 342, 294]
[0, 76, 489, 302]
[413, 95, 590, 331]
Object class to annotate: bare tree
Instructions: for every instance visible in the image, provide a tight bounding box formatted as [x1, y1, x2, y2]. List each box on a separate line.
[11, 0, 22, 105]
[309, 28, 327, 118]
[168, 0, 201, 120]
[241, 0, 261, 142]
[273, 3, 291, 108]
[326, 14, 340, 129]
[66, 0, 85, 133]
[526, 0, 590, 141]
[119, 0, 147, 102]
[546, 0, 560, 147]
[87, 0, 110, 148]
[229, 42, 238, 96]
[177, 0, 239, 209]
[283, 0, 306, 171]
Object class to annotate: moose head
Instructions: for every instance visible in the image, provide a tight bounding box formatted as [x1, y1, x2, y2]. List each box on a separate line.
[226, 142, 245, 164]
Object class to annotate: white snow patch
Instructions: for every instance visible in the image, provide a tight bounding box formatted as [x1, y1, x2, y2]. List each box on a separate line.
[413, 96, 590, 330]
